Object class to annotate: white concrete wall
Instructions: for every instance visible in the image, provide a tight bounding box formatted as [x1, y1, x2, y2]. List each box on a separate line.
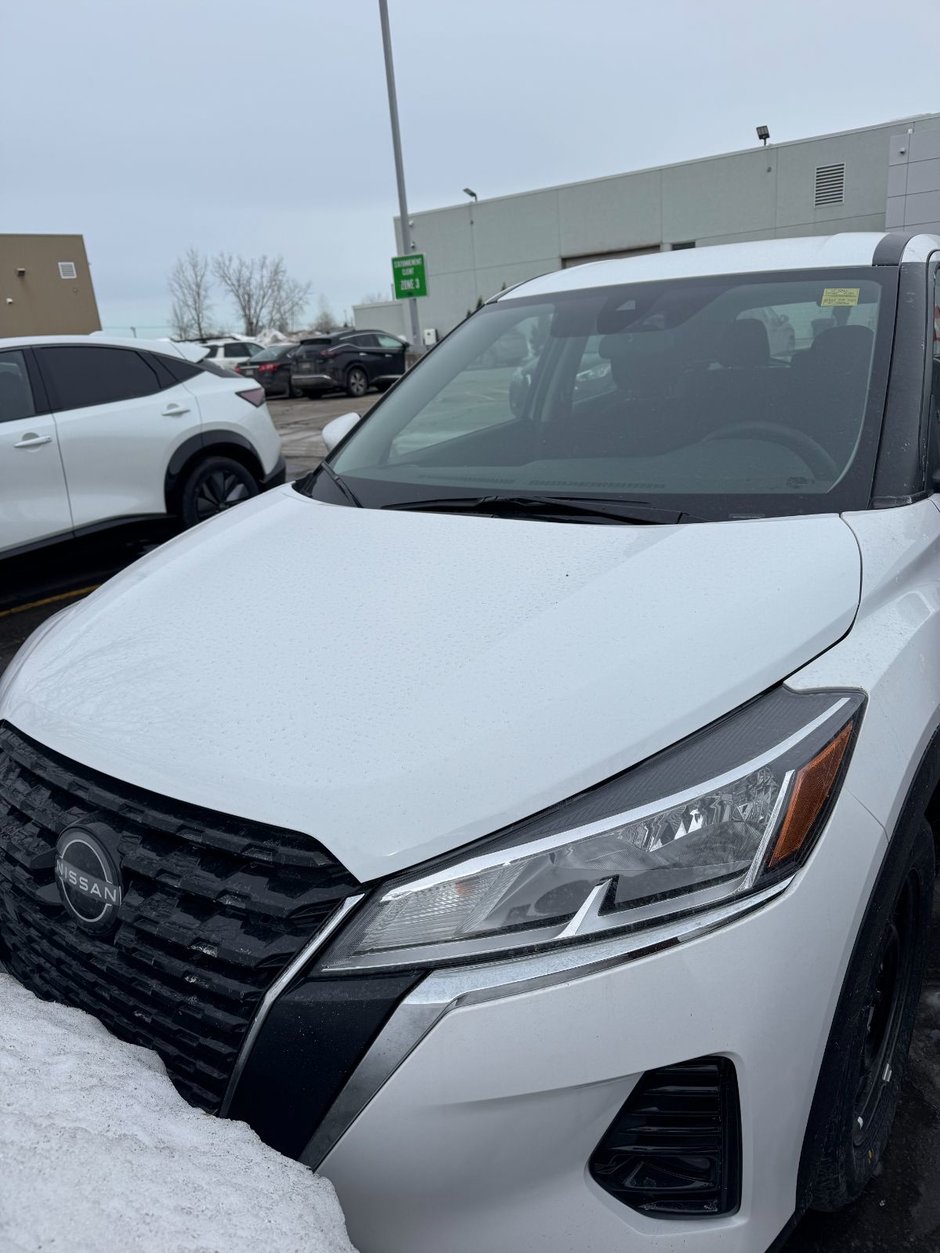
[351, 299, 409, 340]
[886, 116, 940, 235]
[393, 115, 936, 337]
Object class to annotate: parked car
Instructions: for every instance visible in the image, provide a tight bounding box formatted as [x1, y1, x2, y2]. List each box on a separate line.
[0, 334, 284, 558]
[291, 329, 407, 398]
[193, 337, 265, 371]
[3, 233, 940, 1253]
[236, 343, 301, 398]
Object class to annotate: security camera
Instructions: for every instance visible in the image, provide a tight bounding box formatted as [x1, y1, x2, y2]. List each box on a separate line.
[5, 297, 13, 305]
[15, 267, 25, 277]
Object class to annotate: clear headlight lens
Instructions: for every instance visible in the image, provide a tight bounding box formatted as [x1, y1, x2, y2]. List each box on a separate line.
[321, 690, 862, 973]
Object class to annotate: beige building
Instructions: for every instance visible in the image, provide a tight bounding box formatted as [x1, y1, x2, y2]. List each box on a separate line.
[0, 234, 100, 337]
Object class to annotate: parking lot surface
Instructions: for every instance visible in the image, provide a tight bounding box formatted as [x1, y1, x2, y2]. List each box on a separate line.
[0, 391, 938, 1251]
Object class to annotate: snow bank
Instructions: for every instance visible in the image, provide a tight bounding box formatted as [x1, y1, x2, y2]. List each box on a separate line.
[0, 974, 357, 1253]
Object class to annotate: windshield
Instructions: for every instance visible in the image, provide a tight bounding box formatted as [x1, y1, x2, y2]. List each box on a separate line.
[314, 268, 896, 521]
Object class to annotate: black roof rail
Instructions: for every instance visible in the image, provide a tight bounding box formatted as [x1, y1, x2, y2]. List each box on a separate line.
[872, 232, 915, 265]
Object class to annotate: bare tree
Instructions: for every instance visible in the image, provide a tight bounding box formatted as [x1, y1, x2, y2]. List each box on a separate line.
[270, 274, 311, 334]
[168, 248, 214, 339]
[213, 253, 311, 336]
[310, 295, 337, 333]
[212, 254, 279, 336]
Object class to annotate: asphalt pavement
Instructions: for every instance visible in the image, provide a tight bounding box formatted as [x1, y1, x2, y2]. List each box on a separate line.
[0, 391, 938, 1251]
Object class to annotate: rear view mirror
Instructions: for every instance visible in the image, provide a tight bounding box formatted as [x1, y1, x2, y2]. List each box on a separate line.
[322, 411, 362, 453]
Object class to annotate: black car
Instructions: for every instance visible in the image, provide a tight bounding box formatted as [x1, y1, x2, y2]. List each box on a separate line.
[291, 329, 408, 399]
[236, 343, 300, 398]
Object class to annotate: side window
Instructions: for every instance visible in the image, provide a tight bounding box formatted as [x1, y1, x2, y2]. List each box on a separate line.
[150, 353, 202, 385]
[204, 345, 219, 358]
[377, 335, 403, 350]
[0, 350, 37, 423]
[37, 346, 162, 411]
[223, 342, 247, 358]
[354, 334, 379, 349]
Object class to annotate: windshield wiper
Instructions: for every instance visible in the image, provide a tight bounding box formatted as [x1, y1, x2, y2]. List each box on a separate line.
[319, 461, 363, 507]
[382, 494, 703, 524]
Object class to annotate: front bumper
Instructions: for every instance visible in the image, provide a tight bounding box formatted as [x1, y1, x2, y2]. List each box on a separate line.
[252, 788, 886, 1253]
[292, 372, 335, 392]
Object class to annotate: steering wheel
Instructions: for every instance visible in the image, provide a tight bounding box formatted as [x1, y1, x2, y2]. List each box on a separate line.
[700, 420, 839, 480]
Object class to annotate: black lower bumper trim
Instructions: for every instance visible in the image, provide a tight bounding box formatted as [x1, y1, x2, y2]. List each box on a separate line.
[227, 970, 423, 1158]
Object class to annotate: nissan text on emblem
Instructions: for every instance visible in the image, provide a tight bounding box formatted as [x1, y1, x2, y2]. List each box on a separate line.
[54, 822, 123, 934]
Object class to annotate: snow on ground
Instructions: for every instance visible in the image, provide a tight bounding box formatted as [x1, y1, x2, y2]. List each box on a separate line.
[0, 974, 357, 1253]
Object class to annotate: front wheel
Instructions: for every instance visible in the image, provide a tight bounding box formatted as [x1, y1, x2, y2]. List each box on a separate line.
[803, 814, 934, 1211]
[345, 366, 369, 398]
[179, 456, 260, 528]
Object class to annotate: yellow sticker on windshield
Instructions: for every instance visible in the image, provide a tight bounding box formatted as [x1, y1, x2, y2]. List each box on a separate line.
[820, 287, 860, 306]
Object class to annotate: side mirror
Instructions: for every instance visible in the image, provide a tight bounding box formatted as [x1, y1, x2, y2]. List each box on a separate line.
[322, 411, 363, 453]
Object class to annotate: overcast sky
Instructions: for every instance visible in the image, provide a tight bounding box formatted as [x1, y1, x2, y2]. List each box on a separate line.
[4, 0, 938, 336]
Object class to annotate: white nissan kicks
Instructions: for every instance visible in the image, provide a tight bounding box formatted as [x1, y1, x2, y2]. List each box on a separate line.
[2, 234, 939, 1253]
[0, 334, 284, 558]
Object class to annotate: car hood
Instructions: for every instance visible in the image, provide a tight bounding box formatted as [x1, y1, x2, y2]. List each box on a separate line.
[0, 489, 861, 882]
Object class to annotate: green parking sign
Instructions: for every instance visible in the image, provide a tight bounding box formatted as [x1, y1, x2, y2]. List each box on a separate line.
[392, 253, 428, 299]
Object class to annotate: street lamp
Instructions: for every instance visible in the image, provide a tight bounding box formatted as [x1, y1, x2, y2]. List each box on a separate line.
[378, 0, 420, 350]
[462, 188, 478, 202]
[756, 125, 770, 146]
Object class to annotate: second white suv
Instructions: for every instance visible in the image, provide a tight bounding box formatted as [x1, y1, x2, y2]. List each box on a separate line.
[0, 335, 284, 559]
[194, 337, 265, 371]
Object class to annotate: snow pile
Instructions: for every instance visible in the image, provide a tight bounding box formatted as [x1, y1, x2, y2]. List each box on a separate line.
[0, 974, 357, 1253]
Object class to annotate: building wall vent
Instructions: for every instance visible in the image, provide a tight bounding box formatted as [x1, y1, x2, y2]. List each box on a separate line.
[58, 261, 77, 280]
[814, 164, 845, 207]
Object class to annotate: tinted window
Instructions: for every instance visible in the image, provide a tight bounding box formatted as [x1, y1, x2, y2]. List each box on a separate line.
[0, 351, 37, 423]
[151, 353, 202, 384]
[38, 346, 162, 410]
[252, 345, 294, 363]
[354, 333, 380, 348]
[223, 342, 248, 358]
[378, 335, 404, 350]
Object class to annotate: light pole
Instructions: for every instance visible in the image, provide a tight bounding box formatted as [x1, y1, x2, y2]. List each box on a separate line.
[378, 0, 420, 350]
[463, 188, 478, 308]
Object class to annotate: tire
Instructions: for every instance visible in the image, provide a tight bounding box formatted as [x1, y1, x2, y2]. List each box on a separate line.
[179, 456, 260, 529]
[802, 813, 934, 1211]
[345, 366, 369, 399]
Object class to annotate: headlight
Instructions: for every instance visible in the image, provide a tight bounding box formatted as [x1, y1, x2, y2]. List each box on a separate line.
[321, 688, 863, 973]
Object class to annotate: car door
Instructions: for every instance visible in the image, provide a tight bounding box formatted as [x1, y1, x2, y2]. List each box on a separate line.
[34, 344, 200, 530]
[0, 347, 72, 555]
[376, 334, 407, 378]
[349, 333, 383, 384]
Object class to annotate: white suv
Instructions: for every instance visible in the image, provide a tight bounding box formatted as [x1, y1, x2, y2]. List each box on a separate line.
[193, 337, 265, 371]
[0, 335, 284, 558]
[2, 234, 940, 1253]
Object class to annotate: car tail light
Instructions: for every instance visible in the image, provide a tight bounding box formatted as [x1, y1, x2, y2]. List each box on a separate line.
[257, 362, 277, 373]
[236, 387, 266, 407]
[589, 1057, 742, 1218]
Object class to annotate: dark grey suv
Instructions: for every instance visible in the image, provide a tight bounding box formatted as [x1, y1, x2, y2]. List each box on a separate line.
[291, 329, 408, 399]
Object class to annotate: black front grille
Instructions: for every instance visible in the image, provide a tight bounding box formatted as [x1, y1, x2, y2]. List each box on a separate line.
[589, 1057, 742, 1218]
[0, 722, 357, 1112]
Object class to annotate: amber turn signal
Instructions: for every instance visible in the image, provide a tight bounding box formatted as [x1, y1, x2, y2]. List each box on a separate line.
[768, 721, 855, 868]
